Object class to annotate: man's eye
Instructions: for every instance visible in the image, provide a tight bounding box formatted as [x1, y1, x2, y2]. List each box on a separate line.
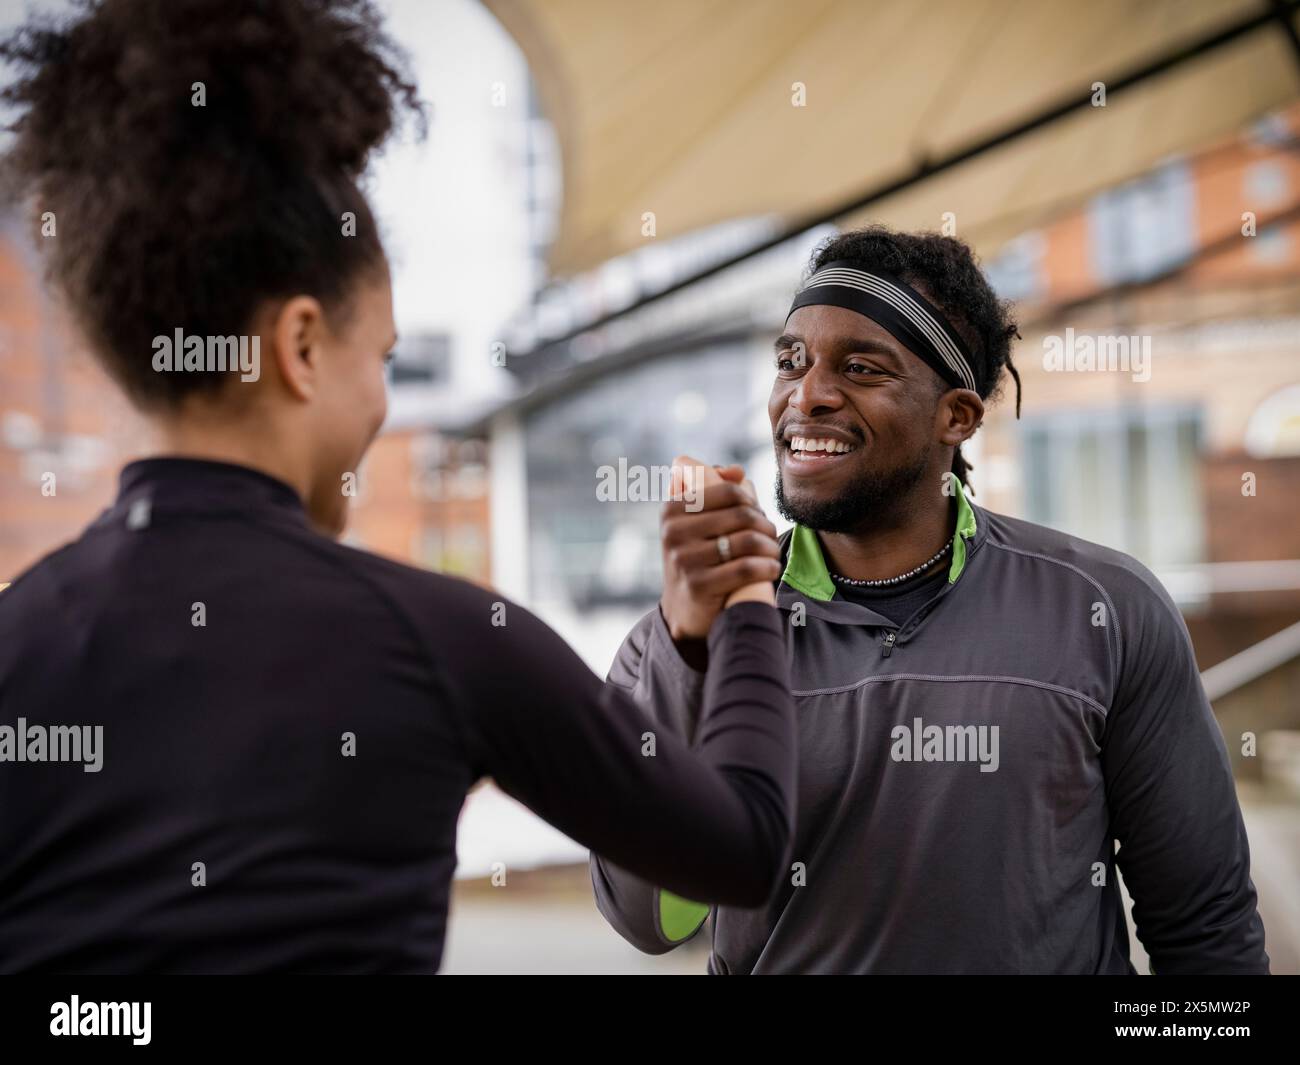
[846, 363, 881, 375]
[775, 352, 801, 371]
[383, 350, 396, 365]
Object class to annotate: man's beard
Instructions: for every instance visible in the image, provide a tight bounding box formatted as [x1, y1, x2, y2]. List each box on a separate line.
[775, 449, 931, 534]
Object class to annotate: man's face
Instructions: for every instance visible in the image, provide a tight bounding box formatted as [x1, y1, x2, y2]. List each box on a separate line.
[768, 303, 944, 533]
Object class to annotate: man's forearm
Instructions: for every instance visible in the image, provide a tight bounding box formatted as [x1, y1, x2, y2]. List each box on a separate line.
[590, 605, 712, 952]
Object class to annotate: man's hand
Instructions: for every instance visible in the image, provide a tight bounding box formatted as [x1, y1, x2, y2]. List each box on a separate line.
[659, 455, 782, 657]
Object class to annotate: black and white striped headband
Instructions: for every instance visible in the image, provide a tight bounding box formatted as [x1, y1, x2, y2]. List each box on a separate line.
[786, 261, 978, 392]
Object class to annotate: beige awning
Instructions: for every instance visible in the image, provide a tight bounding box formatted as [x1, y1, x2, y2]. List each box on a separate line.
[484, 0, 1300, 277]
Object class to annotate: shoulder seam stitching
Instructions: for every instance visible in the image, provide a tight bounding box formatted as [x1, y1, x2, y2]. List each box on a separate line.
[792, 671, 1108, 716]
[983, 538, 1122, 701]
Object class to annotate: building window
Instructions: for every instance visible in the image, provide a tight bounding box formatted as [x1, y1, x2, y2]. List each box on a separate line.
[985, 230, 1047, 302]
[1020, 405, 1204, 570]
[522, 339, 756, 608]
[410, 434, 488, 501]
[387, 334, 451, 388]
[418, 525, 487, 580]
[1245, 384, 1300, 457]
[1088, 161, 1196, 285]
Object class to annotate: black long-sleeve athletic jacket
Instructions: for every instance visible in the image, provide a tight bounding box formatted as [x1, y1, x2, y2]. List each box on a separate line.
[0, 457, 795, 972]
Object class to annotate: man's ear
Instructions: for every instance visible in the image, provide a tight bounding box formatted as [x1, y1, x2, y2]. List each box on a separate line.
[269, 295, 327, 402]
[936, 388, 985, 447]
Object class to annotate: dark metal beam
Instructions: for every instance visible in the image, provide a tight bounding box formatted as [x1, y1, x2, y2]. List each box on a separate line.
[1269, 0, 1300, 75]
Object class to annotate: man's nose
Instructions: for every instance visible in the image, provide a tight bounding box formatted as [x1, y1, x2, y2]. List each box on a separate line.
[789, 361, 844, 416]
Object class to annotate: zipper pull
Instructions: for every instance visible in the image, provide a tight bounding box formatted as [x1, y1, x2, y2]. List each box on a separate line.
[881, 631, 896, 658]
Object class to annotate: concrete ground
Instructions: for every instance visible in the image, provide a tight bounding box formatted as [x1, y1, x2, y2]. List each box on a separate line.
[442, 788, 1299, 975]
[442, 868, 709, 975]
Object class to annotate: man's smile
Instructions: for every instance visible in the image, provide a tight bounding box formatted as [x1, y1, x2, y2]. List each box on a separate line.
[779, 425, 861, 477]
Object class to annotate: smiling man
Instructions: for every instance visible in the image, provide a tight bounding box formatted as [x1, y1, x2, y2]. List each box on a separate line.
[589, 226, 1270, 975]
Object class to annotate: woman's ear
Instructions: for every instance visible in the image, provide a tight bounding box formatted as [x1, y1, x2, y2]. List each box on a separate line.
[269, 296, 327, 402]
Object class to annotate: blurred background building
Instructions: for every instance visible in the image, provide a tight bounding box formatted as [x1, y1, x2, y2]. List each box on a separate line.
[2, 0, 1298, 973]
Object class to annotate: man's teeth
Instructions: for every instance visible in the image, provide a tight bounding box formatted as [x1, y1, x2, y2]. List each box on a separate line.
[790, 437, 856, 454]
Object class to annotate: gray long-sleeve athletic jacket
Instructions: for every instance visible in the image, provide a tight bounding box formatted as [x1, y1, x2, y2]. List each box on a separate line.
[590, 481, 1270, 974]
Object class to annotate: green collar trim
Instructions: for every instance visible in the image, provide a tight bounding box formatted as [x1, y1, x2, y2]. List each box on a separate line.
[779, 478, 978, 602]
[779, 524, 837, 602]
[947, 477, 977, 584]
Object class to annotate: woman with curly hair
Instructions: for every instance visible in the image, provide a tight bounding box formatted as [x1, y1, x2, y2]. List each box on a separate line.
[0, 0, 791, 973]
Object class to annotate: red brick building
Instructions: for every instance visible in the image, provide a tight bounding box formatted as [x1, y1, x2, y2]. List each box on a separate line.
[0, 218, 490, 588]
